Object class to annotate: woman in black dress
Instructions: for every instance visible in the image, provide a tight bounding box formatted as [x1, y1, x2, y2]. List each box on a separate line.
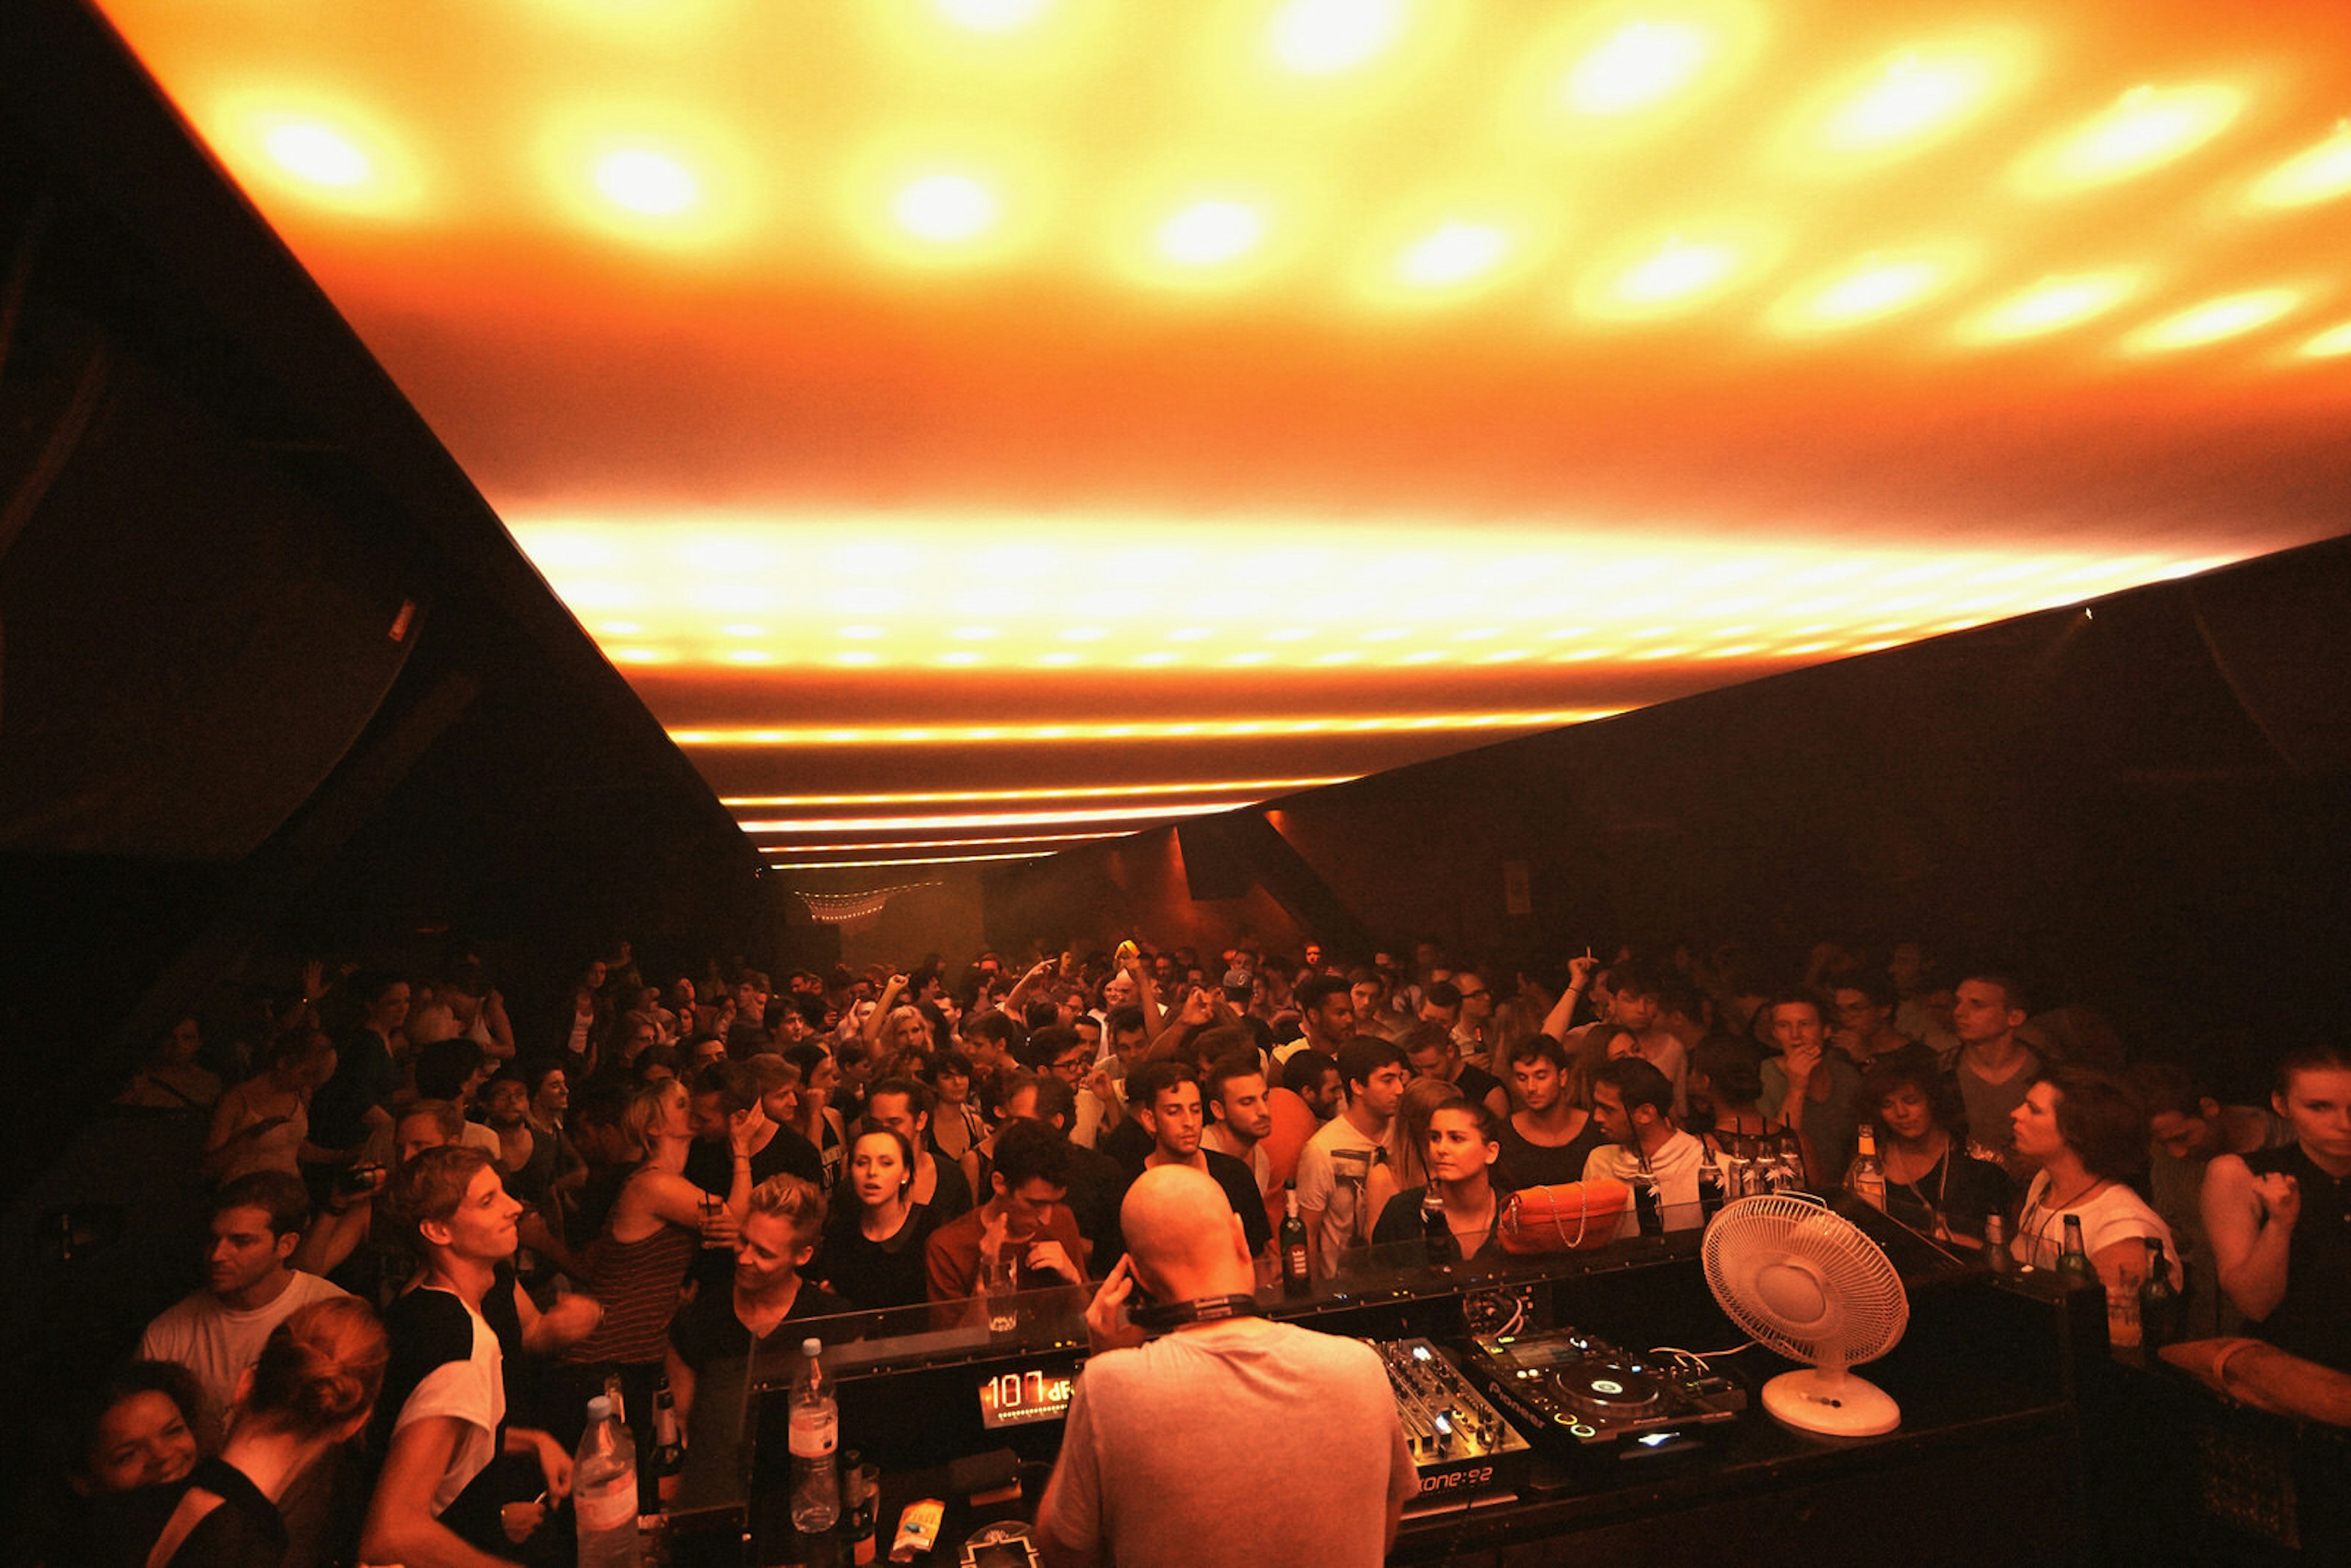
[817, 1125, 939, 1312]
[143, 1297, 386, 1567]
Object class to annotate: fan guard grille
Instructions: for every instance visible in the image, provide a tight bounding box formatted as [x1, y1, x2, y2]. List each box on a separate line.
[1702, 1193, 1908, 1370]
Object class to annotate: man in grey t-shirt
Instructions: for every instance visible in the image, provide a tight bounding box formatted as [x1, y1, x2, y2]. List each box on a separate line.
[1038, 1166, 1416, 1568]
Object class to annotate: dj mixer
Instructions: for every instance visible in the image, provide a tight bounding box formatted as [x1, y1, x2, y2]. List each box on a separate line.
[1368, 1337, 1534, 1502]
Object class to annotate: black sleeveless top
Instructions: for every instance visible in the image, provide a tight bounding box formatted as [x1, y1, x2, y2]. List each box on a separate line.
[2240, 1143, 2351, 1372]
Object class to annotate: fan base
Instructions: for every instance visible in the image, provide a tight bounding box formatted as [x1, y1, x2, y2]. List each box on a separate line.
[1761, 1369, 1900, 1437]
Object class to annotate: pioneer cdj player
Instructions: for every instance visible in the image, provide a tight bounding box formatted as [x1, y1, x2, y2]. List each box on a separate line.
[1461, 1328, 1747, 1459]
[1369, 1338, 1533, 1504]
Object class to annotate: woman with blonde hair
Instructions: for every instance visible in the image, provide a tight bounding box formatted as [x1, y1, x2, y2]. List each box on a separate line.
[143, 1297, 388, 1567]
[561, 1078, 753, 1419]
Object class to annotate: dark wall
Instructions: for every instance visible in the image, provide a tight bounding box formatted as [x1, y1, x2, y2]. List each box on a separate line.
[988, 538, 2351, 1095]
[0, 0, 769, 1497]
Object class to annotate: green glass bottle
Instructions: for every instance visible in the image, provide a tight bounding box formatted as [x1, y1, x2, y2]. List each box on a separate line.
[2138, 1236, 2183, 1350]
[2055, 1214, 2098, 1292]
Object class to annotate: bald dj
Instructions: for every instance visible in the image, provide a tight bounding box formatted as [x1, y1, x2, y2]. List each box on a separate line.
[1037, 1165, 1416, 1568]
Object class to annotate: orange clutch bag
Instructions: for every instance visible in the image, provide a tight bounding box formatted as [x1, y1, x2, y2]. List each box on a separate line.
[1498, 1180, 1630, 1254]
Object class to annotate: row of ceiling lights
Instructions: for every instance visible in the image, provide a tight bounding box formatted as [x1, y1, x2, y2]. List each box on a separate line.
[520, 532, 2227, 670]
[612, 631, 1926, 670]
[241, 96, 2351, 354]
[669, 708, 1622, 747]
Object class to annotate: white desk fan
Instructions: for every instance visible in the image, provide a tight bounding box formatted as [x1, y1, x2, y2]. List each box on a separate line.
[1701, 1192, 1909, 1437]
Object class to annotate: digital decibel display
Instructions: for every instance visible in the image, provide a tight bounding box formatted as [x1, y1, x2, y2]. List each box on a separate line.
[977, 1367, 1078, 1430]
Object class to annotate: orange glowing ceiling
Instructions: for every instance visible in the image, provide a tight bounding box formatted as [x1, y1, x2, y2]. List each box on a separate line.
[93, 0, 2351, 872]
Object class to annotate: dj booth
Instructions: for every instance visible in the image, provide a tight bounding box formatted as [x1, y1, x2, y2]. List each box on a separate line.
[661, 1195, 2103, 1567]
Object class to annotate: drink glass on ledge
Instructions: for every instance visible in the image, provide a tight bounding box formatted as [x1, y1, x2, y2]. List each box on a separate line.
[2106, 1264, 2143, 1349]
[981, 1250, 1021, 1339]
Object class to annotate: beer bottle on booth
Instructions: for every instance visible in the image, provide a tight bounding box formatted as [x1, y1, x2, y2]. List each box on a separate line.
[1631, 1167, 1664, 1240]
[1850, 1123, 1888, 1212]
[1697, 1146, 1727, 1221]
[2139, 1237, 2183, 1350]
[650, 1375, 685, 1509]
[1420, 1188, 1455, 1266]
[1280, 1186, 1311, 1296]
[2056, 1215, 2098, 1292]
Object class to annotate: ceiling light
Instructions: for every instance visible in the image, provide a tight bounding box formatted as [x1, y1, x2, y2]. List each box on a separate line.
[1779, 257, 1948, 330]
[1592, 236, 1744, 317]
[1563, 21, 1712, 115]
[1396, 221, 1510, 288]
[593, 148, 700, 216]
[2249, 126, 2351, 208]
[894, 173, 999, 241]
[263, 120, 373, 188]
[1268, 0, 1409, 76]
[2023, 84, 2242, 192]
[1818, 50, 2000, 154]
[1158, 200, 1266, 266]
[2298, 321, 2351, 358]
[1958, 272, 2137, 342]
[2121, 288, 2301, 352]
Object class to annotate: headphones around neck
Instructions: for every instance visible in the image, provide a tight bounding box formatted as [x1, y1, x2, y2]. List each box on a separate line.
[1126, 1292, 1264, 1332]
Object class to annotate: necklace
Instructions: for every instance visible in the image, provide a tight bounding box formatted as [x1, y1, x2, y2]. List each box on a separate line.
[1886, 1136, 1953, 1237]
[2021, 1174, 2109, 1259]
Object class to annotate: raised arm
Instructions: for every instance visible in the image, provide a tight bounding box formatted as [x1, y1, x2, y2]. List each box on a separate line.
[1144, 988, 1216, 1063]
[1125, 951, 1165, 1039]
[863, 973, 909, 1048]
[1001, 958, 1056, 1021]
[2204, 1153, 2298, 1323]
[1539, 955, 1600, 1039]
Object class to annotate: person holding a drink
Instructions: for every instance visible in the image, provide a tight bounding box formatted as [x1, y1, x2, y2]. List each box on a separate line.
[924, 1119, 1088, 1330]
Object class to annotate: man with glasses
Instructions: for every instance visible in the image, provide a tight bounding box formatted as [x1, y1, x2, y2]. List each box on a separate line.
[1447, 969, 1498, 1061]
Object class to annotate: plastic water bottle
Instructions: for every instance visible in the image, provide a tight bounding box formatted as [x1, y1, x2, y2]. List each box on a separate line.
[789, 1338, 839, 1534]
[575, 1394, 642, 1567]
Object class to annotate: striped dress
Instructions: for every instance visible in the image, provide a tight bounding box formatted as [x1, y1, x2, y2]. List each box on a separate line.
[563, 1176, 699, 1366]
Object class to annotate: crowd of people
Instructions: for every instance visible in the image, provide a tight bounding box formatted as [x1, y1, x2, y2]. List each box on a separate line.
[34, 933, 2351, 1566]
